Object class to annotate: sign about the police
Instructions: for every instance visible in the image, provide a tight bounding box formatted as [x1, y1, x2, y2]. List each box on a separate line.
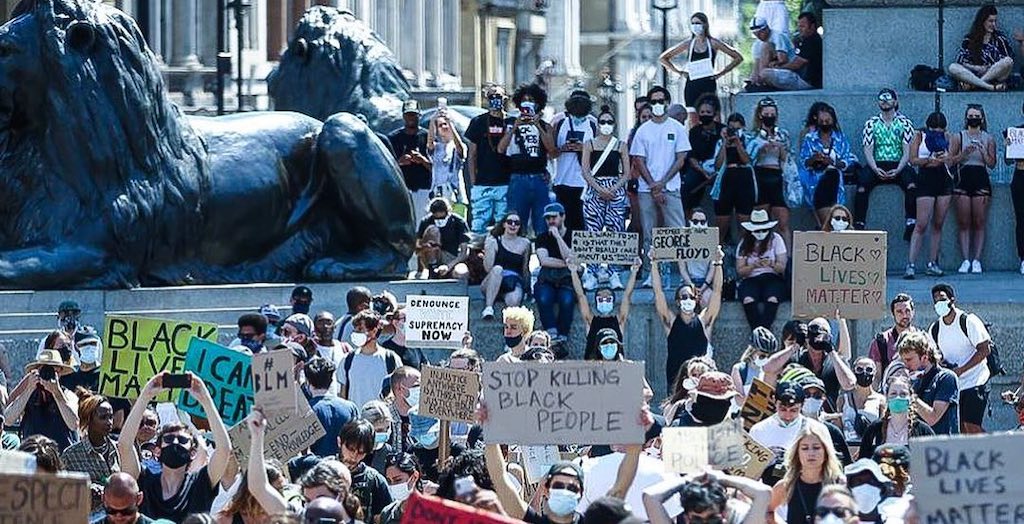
[229, 397, 325, 465]
[482, 361, 644, 445]
[662, 418, 745, 474]
[0, 471, 90, 523]
[405, 295, 470, 349]
[420, 365, 481, 423]
[650, 227, 719, 262]
[178, 337, 254, 426]
[99, 315, 218, 401]
[252, 349, 296, 413]
[910, 433, 1024, 524]
[571, 231, 639, 265]
[792, 231, 887, 320]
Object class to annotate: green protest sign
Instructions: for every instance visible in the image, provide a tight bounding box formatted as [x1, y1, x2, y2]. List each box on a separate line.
[178, 337, 254, 426]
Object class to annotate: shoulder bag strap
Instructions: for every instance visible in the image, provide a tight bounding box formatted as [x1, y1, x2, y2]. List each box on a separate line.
[590, 137, 619, 177]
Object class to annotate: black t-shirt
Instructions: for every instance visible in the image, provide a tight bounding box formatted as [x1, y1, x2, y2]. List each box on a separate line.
[688, 122, 726, 163]
[465, 113, 515, 186]
[524, 507, 581, 524]
[62, 368, 100, 392]
[380, 339, 427, 370]
[795, 33, 823, 88]
[138, 465, 217, 522]
[349, 462, 393, 519]
[535, 229, 572, 260]
[388, 128, 432, 191]
[505, 121, 551, 174]
[798, 350, 841, 409]
[417, 215, 471, 256]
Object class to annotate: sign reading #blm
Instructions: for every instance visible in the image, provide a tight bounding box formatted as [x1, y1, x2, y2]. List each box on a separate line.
[405, 295, 470, 349]
[650, 227, 719, 262]
[792, 231, 887, 320]
[571, 231, 639, 265]
[482, 361, 644, 445]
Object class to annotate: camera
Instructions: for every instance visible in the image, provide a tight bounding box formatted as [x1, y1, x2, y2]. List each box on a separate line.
[519, 101, 536, 118]
[38, 365, 56, 381]
[726, 127, 739, 138]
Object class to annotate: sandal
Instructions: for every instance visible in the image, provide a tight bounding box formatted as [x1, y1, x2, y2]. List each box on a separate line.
[993, 82, 1008, 91]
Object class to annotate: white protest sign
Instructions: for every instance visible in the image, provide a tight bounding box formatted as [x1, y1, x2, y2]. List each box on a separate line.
[252, 349, 297, 413]
[662, 426, 709, 474]
[1007, 127, 1024, 159]
[522, 445, 562, 483]
[910, 433, 1024, 524]
[571, 231, 639, 265]
[708, 418, 746, 469]
[792, 231, 887, 320]
[405, 295, 470, 349]
[482, 361, 645, 445]
[650, 227, 719, 262]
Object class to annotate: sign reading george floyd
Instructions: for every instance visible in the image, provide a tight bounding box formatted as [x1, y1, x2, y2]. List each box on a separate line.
[99, 315, 218, 401]
[910, 433, 1024, 524]
[0, 471, 90, 524]
[405, 295, 470, 349]
[401, 492, 524, 524]
[178, 337, 254, 426]
[650, 227, 719, 262]
[229, 396, 326, 465]
[481, 360, 644, 445]
[419, 365, 481, 423]
[571, 231, 639, 265]
[252, 349, 296, 413]
[792, 231, 887, 320]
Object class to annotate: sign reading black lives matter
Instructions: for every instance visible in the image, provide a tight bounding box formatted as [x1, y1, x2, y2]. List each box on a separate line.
[419, 365, 481, 423]
[571, 231, 639, 265]
[650, 227, 719, 262]
[482, 361, 644, 445]
[910, 433, 1024, 524]
[792, 231, 887, 320]
[405, 295, 470, 349]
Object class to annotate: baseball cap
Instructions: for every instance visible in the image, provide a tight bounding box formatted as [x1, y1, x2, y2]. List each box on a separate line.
[596, 328, 621, 345]
[872, 444, 910, 467]
[878, 87, 898, 100]
[799, 375, 826, 394]
[402, 99, 420, 114]
[283, 313, 314, 337]
[543, 202, 566, 217]
[57, 300, 80, 313]
[546, 460, 584, 483]
[775, 381, 806, 405]
[291, 285, 313, 301]
[259, 304, 282, 321]
[749, 17, 769, 31]
[694, 371, 737, 400]
[275, 341, 308, 361]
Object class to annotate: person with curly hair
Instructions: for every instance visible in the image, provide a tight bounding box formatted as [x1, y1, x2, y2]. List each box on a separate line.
[897, 330, 960, 435]
[498, 83, 558, 236]
[61, 390, 118, 510]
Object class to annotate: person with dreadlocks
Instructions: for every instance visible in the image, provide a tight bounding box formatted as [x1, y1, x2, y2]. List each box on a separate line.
[61, 389, 119, 510]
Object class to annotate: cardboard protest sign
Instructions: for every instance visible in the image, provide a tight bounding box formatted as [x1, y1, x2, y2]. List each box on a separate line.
[402, 492, 523, 524]
[792, 231, 887, 320]
[178, 337, 254, 426]
[1007, 127, 1024, 159]
[650, 226, 719, 262]
[420, 365, 481, 423]
[0, 471, 90, 523]
[708, 418, 746, 468]
[0, 450, 36, 474]
[723, 433, 774, 480]
[99, 315, 218, 401]
[229, 396, 326, 465]
[482, 361, 644, 445]
[910, 433, 1024, 524]
[405, 295, 470, 349]
[252, 349, 296, 413]
[662, 426, 709, 474]
[740, 378, 775, 431]
[522, 445, 562, 483]
[571, 231, 639, 265]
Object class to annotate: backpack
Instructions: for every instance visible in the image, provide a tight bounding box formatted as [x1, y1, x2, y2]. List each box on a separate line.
[928, 313, 1006, 377]
[343, 348, 402, 399]
[909, 65, 943, 91]
[875, 332, 891, 373]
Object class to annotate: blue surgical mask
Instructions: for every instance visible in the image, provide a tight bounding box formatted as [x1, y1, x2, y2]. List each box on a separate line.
[416, 430, 438, 448]
[406, 386, 421, 408]
[595, 301, 614, 315]
[600, 343, 619, 360]
[240, 337, 263, 353]
[374, 431, 390, 449]
[547, 488, 580, 517]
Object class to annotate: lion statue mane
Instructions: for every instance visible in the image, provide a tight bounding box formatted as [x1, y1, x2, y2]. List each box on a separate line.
[0, 0, 414, 289]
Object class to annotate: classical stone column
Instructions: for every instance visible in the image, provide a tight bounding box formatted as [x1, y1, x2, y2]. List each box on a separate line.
[443, 0, 460, 81]
[424, 0, 442, 84]
[171, 0, 200, 67]
[400, 0, 425, 86]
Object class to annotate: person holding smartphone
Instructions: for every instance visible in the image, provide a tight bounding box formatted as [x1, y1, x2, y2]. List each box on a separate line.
[498, 83, 558, 236]
[4, 349, 79, 450]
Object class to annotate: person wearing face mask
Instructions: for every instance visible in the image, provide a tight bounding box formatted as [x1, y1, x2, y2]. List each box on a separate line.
[466, 84, 515, 235]
[117, 372, 232, 522]
[281, 313, 317, 361]
[798, 103, 858, 227]
[749, 97, 793, 251]
[36, 300, 102, 363]
[855, 88, 917, 236]
[552, 90, 597, 234]
[427, 111, 467, 209]
[906, 112, 957, 279]
[822, 204, 853, 232]
[644, 469, 772, 524]
[680, 210, 718, 309]
[736, 209, 787, 330]
[496, 307, 534, 362]
[836, 357, 885, 443]
[897, 331, 960, 435]
[843, 459, 894, 524]
[385, 367, 440, 479]
[683, 96, 726, 212]
[5, 350, 80, 450]
[811, 485, 860, 524]
[657, 12, 743, 126]
[857, 376, 933, 459]
[797, 316, 857, 409]
[313, 312, 348, 390]
[228, 313, 270, 355]
[416, 198, 471, 280]
[498, 83, 558, 236]
[290, 286, 315, 315]
[797, 375, 854, 466]
[952, 104, 995, 274]
[652, 246, 724, 394]
[339, 311, 403, 412]
[568, 256, 641, 361]
[707, 112, 757, 244]
[750, 381, 835, 461]
[359, 400, 396, 474]
[376, 452, 422, 524]
[731, 327, 779, 405]
[672, 371, 739, 427]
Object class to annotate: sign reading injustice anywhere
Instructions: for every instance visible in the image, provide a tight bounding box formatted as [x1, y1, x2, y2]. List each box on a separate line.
[405, 295, 470, 349]
[252, 349, 296, 413]
[178, 337, 254, 426]
[401, 492, 523, 524]
[419, 365, 481, 423]
[740, 378, 776, 431]
[0, 471, 90, 523]
[571, 231, 639, 265]
[1007, 127, 1024, 159]
[99, 315, 218, 401]
[481, 361, 644, 445]
[910, 433, 1024, 524]
[229, 396, 326, 465]
[792, 231, 887, 320]
[650, 227, 719, 262]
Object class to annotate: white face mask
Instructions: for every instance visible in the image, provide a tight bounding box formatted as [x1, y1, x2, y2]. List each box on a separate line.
[802, 398, 824, 417]
[679, 298, 696, 313]
[934, 299, 951, 318]
[388, 481, 412, 502]
[752, 230, 769, 241]
[691, 23, 705, 35]
[753, 356, 769, 368]
[651, 103, 666, 117]
[851, 484, 882, 513]
[434, 217, 450, 228]
[830, 218, 849, 232]
[818, 515, 845, 524]
[79, 343, 99, 365]
[599, 123, 614, 135]
[406, 386, 421, 408]
[682, 377, 699, 390]
[350, 332, 368, 348]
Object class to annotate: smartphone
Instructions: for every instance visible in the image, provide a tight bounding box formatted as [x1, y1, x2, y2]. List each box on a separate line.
[454, 475, 479, 502]
[520, 101, 536, 118]
[163, 373, 191, 389]
[38, 365, 56, 381]
[437, 97, 448, 110]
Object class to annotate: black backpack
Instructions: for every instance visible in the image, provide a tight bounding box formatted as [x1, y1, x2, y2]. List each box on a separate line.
[910, 65, 943, 91]
[928, 313, 1006, 377]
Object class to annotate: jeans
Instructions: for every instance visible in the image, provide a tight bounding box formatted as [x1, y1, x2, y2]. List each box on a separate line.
[508, 173, 552, 236]
[761, 69, 814, 91]
[638, 190, 687, 270]
[470, 184, 508, 234]
[533, 281, 576, 336]
[853, 162, 915, 229]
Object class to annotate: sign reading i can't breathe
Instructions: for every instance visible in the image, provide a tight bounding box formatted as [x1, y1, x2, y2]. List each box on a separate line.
[481, 361, 644, 445]
[178, 337, 254, 426]
[650, 227, 719, 262]
[405, 295, 470, 349]
[571, 231, 639, 265]
[792, 231, 887, 320]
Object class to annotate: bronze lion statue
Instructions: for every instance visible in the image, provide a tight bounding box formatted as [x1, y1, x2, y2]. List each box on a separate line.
[0, 0, 415, 289]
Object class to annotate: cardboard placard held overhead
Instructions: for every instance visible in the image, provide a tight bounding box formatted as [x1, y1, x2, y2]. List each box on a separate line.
[1007, 127, 1024, 159]
[0, 471, 90, 523]
[650, 227, 719, 262]
[740, 378, 776, 431]
[401, 492, 524, 524]
[571, 231, 639, 265]
[723, 433, 774, 480]
[98, 315, 218, 401]
[252, 349, 297, 413]
[910, 433, 1024, 524]
[481, 361, 645, 445]
[419, 365, 481, 423]
[228, 396, 326, 465]
[662, 418, 746, 475]
[178, 337, 254, 426]
[405, 295, 470, 349]
[522, 445, 562, 483]
[792, 231, 887, 320]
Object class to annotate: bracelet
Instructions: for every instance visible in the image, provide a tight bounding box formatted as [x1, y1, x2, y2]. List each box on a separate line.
[712, 261, 723, 267]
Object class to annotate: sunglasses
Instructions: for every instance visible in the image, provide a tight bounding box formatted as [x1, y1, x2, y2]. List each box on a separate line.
[161, 434, 191, 446]
[831, 216, 849, 222]
[878, 93, 895, 102]
[816, 506, 855, 519]
[854, 366, 875, 374]
[140, 419, 158, 428]
[549, 481, 581, 493]
[691, 220, 708, 226]
[104, 506, 138, 517]
[505, 219, 521, 225]
[598, 119, 615, 125]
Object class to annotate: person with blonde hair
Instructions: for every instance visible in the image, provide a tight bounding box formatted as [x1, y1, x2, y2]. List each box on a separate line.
[496, 306, 534, 362]
[897, 330, 960, 434]
[769, 423, 845, 524]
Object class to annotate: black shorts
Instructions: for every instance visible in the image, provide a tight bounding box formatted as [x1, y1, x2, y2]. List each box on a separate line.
[812, 168, 842, 210]
[714, 166, 757, 216]
[499, 274, 524, 294]
[959, 383, 989, 426]
[915, 166, 954, 197]
[684, 77, 718, 108]
[738, 273, 786, 302]
[954, 165, 992, 197]
[754, 166, 787, 208]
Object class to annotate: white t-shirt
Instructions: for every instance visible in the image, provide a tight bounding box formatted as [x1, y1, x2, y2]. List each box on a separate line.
[934, 311, 991, 390]
[578, 452, 683, 521]
[553, 116, 596, 187]
[629, 118, 691, 193]
[316, 341, 349, 396]
[749, 415, 832, 455]
[339, 350, 390, 411]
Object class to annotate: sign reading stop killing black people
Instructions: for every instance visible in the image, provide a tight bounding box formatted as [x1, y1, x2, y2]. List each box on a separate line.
[405, 295, 470, 349]
[792, 231, 887, 320]
[650, 227, 719, 262]
[419, 365, 481, 423]
[481, 361, 644, 445]
[178, 337, 254, 426]
[571, 231, 639, 265]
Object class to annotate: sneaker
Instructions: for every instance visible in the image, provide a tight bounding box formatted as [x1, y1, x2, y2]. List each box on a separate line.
[958, 260, 971, 274]
[971, 260, 982, 274]
[607, 270, 624, 290]
[481, 306, 494, 320]
[582, 270, 598, 291]
[903, 264, 916, 280]
[926, 262, 944, 276]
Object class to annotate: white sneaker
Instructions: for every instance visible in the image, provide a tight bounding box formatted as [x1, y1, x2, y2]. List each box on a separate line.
[481, 306, 494, 320]
[971, 260, 982, 274]
[582, 270, 598, 291]
[958, 260, 971, 274]
[607, 270, 624, 290]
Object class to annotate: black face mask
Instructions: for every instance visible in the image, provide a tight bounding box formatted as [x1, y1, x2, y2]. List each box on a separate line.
[855, 372, 875, 387]
[967, 117, 983, 128]
[504, 335, 523, 348]
[292, 303, 311, 315]
[158, 443, 191, 469]
[698, 114, 715, 125]
[689, 396, 732, 424]
[762, 116, 777, 127]
[818, 124, 833, 133]
[809, 337, 833, 353]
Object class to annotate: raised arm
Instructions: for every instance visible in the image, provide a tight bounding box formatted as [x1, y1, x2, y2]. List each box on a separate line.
[2, 372, 38, 425]
[699, 247, 726, 327]
[188, 373, 233, 487]
[617, 258, 643, 327]
[245, 410, 289, 515]
[484, 443, 529, 519]
[711, 38, 744, 79]
[643, 476, 691, 524]
[650, 261, 674, 332]
[606, 407, 653, 499]
[118, 373, 167, 479]
[567, 261, 594, 326]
